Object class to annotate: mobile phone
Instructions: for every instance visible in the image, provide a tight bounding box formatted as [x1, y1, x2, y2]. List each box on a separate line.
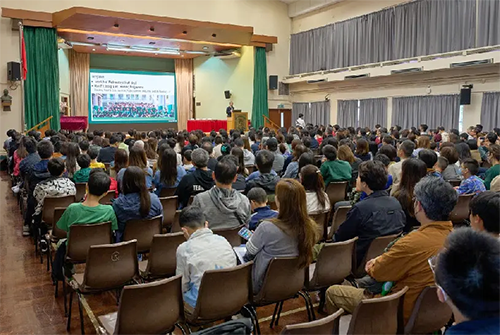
[238, 227, 253, 241]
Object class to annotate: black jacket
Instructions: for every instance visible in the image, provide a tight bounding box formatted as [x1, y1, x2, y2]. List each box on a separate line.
[245, 173, 280, 195]
[175, 168, 214, 208]
[334, 190, 406, 267]
[97, 146, 117, 163]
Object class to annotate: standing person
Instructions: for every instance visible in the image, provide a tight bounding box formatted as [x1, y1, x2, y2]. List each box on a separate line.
[300, 164, 331, 214]
[484, 144, 500, 190]
[226, 101, 235, 117]
[295, 113, 306, 128]
[456, 159, 486, 195]
[320, 145, 352, 185]
[153, 148, 186, 196]
[389, 140, 415, 195]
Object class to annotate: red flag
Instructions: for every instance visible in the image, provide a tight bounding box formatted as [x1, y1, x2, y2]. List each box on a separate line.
[21, 31, 27, 80]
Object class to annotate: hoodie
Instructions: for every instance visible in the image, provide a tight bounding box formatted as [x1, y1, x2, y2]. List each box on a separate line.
[192, 187, 251, 230]
[112, 192, 163, 234]
[175, 168, 215, 208]
[28, 159, 51, 196]
[245, 173, 280, 196]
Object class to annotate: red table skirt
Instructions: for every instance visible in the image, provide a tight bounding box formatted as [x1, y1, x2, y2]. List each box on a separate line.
[187, 120, 227, 132]
[60, 116, 88, 131]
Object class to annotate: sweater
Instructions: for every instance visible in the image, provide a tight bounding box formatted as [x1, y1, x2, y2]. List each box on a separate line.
[320, 160, 352, 185]
[484, 164, 500, 190]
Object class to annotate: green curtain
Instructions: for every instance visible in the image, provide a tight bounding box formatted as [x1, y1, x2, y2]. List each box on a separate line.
[24, 27, 60, 130]
[252, 47, 269, 129]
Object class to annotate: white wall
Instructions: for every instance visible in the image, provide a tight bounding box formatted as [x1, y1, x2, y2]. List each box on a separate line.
[58, 49, 70, 95]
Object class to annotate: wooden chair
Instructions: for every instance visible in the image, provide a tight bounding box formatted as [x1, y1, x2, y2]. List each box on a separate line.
[448, 180, 461, 187]
[75, 183, 87, 202]
[99, 190, 116, 205]
[159, 196, 178, 231]
[325, 181, 348, 208]
[159, 187, 177, 197]
[353, 234, 399, 278]
[310, 210, 330, 241]
[280, 309, 344, 335]
[212, 226, 244, 247]
[122, 216, 162, 254]
[449, 194, 474, 224]
[171, 210, 182, 233]
[138, 233, 185, 280]
[327, 206, 352, 240]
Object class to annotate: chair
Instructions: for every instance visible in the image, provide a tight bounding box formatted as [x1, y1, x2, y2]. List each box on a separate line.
[159, 196, 178, 231]
[122, 216, 162, 254]
[171, 210, 182, 233]
[99, 190, 116, 205]
[304, 238, 358, 318]
[139, 233, 185, 280]
[353, 234, 399, 278]
[448, 180, 461, 187]
[280, 308, 344, 335]
[404, 286, 453, 335]
[340, 286, 408, 335]
[67, 240, 139, 334]
[98, 276, 184, 335]
[251, 257, 312, 334]
[75, 183, 87, 202]
[310, 210, 330, 241]
[325, 181, 348, 207]
[66, 221, 114, 264]
[213, 226, 244, 247]
[104, 163, 111, 174]
[49, 206, 70, 295]
[246, 166, 254, 174]
[327, 206, 352, 240]
[159, 187, 177, 197]
[449, 194, 474, 223]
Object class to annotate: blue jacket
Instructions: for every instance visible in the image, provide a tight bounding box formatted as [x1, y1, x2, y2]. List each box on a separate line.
[445, 318, 500, 335]
[249, 206, 278, 231]
[112, 192, 163, 233]
[153, 166, 186, 196]
[28, 159, 51, 196]
[19, 152, 40, 177]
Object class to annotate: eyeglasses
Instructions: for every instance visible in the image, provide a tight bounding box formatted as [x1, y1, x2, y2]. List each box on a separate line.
[428, 254, 448, 302]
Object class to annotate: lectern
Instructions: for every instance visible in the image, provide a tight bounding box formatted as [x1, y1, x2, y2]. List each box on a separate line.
[227, 111, 248, 132]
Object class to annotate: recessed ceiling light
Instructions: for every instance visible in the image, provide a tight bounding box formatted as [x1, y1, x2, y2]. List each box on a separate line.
[211, 33, 217, 38]
[149, 42, 155, 45]
[182, 31, 187, 35]
[202, 46, 208, 50]
[113, 23, 119, 28]
[92, 48, 96, 51]
[150, 27, 155, 32]
[87, 36, 94, 40]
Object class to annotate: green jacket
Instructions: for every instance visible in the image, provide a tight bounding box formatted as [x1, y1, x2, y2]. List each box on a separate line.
[72, 167, 91, 183]
[320, 160, 352, 185]
[484, 164, 500, 190]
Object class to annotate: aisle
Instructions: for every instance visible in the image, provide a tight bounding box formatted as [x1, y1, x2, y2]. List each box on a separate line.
[0, 172, 312, 334]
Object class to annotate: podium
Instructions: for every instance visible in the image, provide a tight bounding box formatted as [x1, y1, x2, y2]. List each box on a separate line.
[227, 111, 248, 132]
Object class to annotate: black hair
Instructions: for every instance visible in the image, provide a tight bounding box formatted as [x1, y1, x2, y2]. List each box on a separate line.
[215, 156, 238, 184]
[122, 166, 151, 217]
[48, 158, 65, 176]
[470, 191, 500, 234]
[109, 135, 118, 145]
[247, 187, 268, 204]
[266, 138, 278, 151]
[486, 131, 498, 144]
[436, 156, 449, 171]
[374, 153, 390, 167]
[418, 149, 438, 169]
[183, 150, 192, 162]
[420, 124, 428, 132]
[234, 138, 244, 147]
[77, 154, 91, 169]
[179, 206, 206, 229]
[379, 144, 397, 162]
[399, 140, 416, 158]
[88, 169, 111, 196]
[322, 145, 337, 161]
[462, 158, 479, 176]
[88, 146, 99, 160]
[255, 150, 275, 174]
[24, 137, 37, 154]
[358, 160, 388, 191]
[79, 140, 90, 152]
[37, 140, 54, 159]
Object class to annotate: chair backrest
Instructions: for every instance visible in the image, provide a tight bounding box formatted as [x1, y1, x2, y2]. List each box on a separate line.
[123, 216, 162, 254]
[325, 181, 348, 206]
[188, 195, 195, 205]
[307, 237, 358, 290]
[146, 233, 186, 278]
[159, 187, 177, 198]
[280, 308, 344, 335]
[354, 234, 399, 277]
[212, 226, 244, 247]
[52, 207, 69, 239]
[246, 166, 254, 174]
[82, 240, 139, 291]
[171, 210, 182, 233]
[66, 221, 113, 263]
[114, 275, 184, 335]
[449, 194, 474, 222]
[347, 286, 409, 335]
[99, 190, 116, 205]
[104, 163, 111, 174]
[310, 210, 330, 241]
[75, 183, 87, 202]
[159, 196, 178, 229]
[404, 286, 453, 335]
[448, 180, 461, 187]
[253, 257, 305, 305]
[192, 262, 253, 323]
[328, 206, 351, 240]
[42, 195, 76, 226]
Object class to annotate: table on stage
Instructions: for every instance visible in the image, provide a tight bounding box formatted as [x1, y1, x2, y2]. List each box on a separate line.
[187, 119, 227, 132]
[60, 116, 88, 131]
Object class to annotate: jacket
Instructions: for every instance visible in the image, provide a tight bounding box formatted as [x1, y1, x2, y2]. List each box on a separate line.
[33, 177, 76, 215]
[192, 187, 251, 229]
[112, 192, 163, 233]
[243, 149, 255, 166]
[232, 174, 246, 191]
[28, 159, 51, 197]
[19, 152, 40, 178]
[320, 159, 352, 185]
[335, 190, 405, 266]
[97, 146, 117, 163]
[445, 318, 500, 335]
[73, 168, 91, 183]
[271, 151, 285, 174]
[245, 173, 280, 196]
[249, 206, 278, 231]
[175, 168, 214, 208]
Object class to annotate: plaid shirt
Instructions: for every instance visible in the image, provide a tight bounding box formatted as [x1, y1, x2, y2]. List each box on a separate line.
[457, 176, 486, 195]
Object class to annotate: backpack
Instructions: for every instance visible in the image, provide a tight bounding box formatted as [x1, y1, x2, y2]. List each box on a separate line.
[190, 318, 253, 335]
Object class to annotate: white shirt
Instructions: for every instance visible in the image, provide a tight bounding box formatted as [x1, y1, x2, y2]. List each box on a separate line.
[306, 191, 331, 214]
[296, 118, 306, 128]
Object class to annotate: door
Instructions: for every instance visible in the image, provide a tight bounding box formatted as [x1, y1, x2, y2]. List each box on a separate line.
[268, 109, 292, 129]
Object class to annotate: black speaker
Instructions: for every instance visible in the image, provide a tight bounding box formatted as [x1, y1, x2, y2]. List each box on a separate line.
[7, 62, 21, 81]
[269, 75, 278, 90]
[224, 90, 231, 99]
[460, 88, 471, 105]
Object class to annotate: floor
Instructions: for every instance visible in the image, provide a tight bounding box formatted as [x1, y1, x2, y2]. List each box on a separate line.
[0, 172, 318, 334]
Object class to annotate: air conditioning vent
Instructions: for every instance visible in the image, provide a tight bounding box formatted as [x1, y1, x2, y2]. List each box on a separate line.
[450, 59, 493, 68]
[344, 73, 370, 80]
[391, 67, 423, 74]
[307, 79, 327, 84]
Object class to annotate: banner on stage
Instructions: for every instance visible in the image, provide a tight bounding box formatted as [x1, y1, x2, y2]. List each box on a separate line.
[89, 69, 176, 124]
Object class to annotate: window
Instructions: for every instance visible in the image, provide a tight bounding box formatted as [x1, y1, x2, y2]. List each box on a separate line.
[459, 105, 464, 132]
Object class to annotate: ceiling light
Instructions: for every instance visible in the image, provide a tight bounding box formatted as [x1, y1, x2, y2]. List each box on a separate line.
[114, 23, 119, 28]
[87, 36, 94, 40]
[70, 41, 98, 47]
[184, 50, 208, 55]
[149, 42, 155, 45]
[202, 46, 208, 50]
[211, 33, 217, 38]
[107, 46, 180, 55]
[92, 48, 96, 51]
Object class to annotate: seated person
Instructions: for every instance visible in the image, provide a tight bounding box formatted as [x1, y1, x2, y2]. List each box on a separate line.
[153, 148, 186, 196]
[418, 149, 439, 177]
[88, 146, 105, 169]
[300, 164, 331, 214]
[358, 154, 393, 201]
[247, 187, 278, 231]
[97, 136, 118, 163]
[334, 160, 405, 267]
[265, 138, 285, 174]
[182, 150, 194, 171]
[483, 144, 500, 190]
[434, 228, 499, 335]
[282, 144, 308, 179]
[434, 156, 449, 177]
[457, 159, 486, 195]
[112, 166, 163, 241]
[326, 176, 457, 324]
[192, 156, 251, 229]
[244, 179, 320, 294]
[469, 191, 499, 237]
[176, 148, 214, 208]
[176, 206, 236, 309]
[72, 154, 91, 183]
[320, 145, 352, 185]
[245, 150, 280, 200]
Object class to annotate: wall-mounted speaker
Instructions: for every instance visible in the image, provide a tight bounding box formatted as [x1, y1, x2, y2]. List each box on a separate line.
[224, 90, 231, 99]
[7, 62, 21, 81]
[460, 88, 471, 105]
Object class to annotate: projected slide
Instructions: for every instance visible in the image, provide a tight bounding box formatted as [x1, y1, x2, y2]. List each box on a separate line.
[89, 69, 176, 124]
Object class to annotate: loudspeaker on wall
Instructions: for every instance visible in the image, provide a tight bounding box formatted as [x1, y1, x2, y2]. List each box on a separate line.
[7, 62, 21, 81]
[224, 90, 231, 99]
[460, 88, 471, 105]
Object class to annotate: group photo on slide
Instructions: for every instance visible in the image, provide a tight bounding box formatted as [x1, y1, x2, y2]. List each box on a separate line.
[91, 96, 174, 119]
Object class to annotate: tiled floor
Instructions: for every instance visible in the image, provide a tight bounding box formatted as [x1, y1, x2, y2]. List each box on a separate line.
[0, 172, 320, 334]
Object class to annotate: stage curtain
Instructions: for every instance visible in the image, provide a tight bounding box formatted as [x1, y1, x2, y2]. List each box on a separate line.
[252, 47, 269, 129]
[69, 50, 89, 117]
[24, 27, 59, 130]
[175, 59, 193, 131]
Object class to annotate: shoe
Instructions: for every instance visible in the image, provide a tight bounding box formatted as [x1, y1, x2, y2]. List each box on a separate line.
[40, 239, 48, 254]
[22, 226, 30, 236]
[11, 185, 20, 194]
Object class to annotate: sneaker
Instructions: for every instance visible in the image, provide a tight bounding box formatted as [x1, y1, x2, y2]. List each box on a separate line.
[39, 239, 48, 254]
[11, 185, 20, 194]
[22, 225, 30, 236]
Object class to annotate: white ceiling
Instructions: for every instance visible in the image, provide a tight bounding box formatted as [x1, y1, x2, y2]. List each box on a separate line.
[280, 0, 345, 18]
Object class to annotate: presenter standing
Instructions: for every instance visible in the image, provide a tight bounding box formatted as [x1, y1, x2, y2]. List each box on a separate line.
[226, 101, 235, 117]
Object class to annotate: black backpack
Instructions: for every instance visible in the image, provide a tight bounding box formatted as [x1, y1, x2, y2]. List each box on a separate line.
[191, 318, 253, 335]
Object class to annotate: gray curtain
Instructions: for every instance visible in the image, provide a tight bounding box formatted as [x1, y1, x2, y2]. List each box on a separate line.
[292, 102, 309, 126]
[359, 98, 388, 129]
[481, 92, 500, 131]
[337, 100, 358, 128]
[309, 101, 331, 126]
[392, 94, 460, 130]
[477, 0, 500, 47]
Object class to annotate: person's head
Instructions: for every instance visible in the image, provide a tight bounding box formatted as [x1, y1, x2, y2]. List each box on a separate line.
[122, 166, 151, 217]
[113, 149, 128, 172]
[467, 125, 477, 137]
[460, 158, 479, 178]
[399, 158, 427, 195]
[292, 144, 308, 162]
[418, 149, 438, 169]
[398, 140, 416, 159]
[379, 144, 397, 162]
[274, 179, 319, 268]
[229, 101, 234, 107]
[188, 133, 198, 146]
[77, 154, 91, 169]
[247, 187, 268, 211]
[487, 144, 500, 164]
[455, 142, 471, 163]
[419, 124, 428, 133]
[65, 142, 81, 175]
[322, 145, 337, 161]
[160, 148, 178, 186]
[201, 141, 214, 157]
[101, 138, 110, 148]
[337, 144, 355, 164]
[413, 176, 458, 223]
[373, 153, 391, 171]
[439, 146, 459, 165]
[191, 148, 209, 169]
[300, 164, 327, 209]
[183, 150, 193, 165]
[213, 156, 238, 187]
[88, 146, 99, 161]
[37, 140, 54, 159]
[179, 206, 208, 238]
[144, 139, 157, 159]
[434, 156, 449, 173]
[434, 228, 500, 321]
[87, 169, 111, 199]
[255, 150, 275, 174]
[357, 160, 387, 194]
[298, 113, 304, 119]
[416, 136, 431, 149]
[230, 147, 246, 175]
[355, 138, 369, 156]
[79, 140, 89, 153]
[265, 137, 278, 152]
[469, 191, 500, 235]
[24, 137, 37, 154]
[92, 136, 103, 147]
[484, 131, 498, 147]
[47, 158, 65, 177]
[128, 146, 147, 169]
